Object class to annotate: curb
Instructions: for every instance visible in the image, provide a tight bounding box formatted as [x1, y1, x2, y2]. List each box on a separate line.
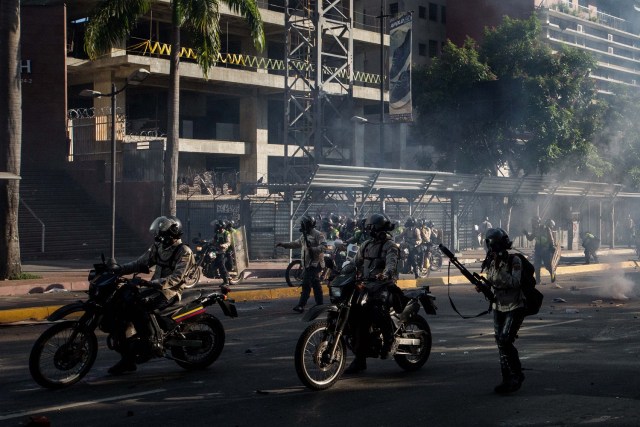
[2, 259, 637, 325]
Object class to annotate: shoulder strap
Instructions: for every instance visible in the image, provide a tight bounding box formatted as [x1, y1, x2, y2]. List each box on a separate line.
[445, 263, 492, 319]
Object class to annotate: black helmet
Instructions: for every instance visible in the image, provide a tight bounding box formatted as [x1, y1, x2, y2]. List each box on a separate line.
[150, 216, 183, 246]
[213, 219, 227, 231]
[365, 213, 395, 237]
[299, 214, 316, 233]
[226, 220, 236, 230]
[485, 228, 512, 252]
[404, 217, 416, 227]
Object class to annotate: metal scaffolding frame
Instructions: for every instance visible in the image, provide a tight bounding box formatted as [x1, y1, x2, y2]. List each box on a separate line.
[283, 0, 354, 184]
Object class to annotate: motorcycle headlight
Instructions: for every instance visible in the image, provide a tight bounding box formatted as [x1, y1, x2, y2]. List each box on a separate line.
[329, 286, 342, 298]
[196, 245, 203, 252]
[208, 251, 216, 258]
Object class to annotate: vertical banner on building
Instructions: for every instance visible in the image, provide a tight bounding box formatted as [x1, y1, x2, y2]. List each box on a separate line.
[389, 13, 413, 122]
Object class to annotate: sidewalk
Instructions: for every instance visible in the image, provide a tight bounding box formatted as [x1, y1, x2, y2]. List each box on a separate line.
[0, 247, 637, 324]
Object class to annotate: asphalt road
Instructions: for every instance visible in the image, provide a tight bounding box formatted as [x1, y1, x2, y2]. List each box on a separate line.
[2, 269, 640, 426]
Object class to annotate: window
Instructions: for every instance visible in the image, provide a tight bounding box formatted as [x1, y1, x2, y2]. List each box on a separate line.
[419, 43, 427, 56]
[389, 2, 398, 15]
[441, 6, 446, 24]
[419, 6, 426, 19]
[429, 40, 438, 58]
[429, 3, 437, 21]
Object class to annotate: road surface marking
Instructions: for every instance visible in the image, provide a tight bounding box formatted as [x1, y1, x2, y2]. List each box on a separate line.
[0, 388, 166, 421]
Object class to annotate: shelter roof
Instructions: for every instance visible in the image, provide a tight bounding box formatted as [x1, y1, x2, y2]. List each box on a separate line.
[308, 164, 623, 199]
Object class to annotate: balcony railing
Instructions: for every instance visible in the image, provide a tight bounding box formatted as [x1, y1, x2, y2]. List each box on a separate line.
[543, 0, 632, 34]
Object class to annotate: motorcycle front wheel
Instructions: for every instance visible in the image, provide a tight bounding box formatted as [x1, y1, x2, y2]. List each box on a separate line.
[29, 321, 98, 389]
[430, 251, 443, 271]
[171, 314, 225, 370]
[285, 259, 304, 287]
[294, 321, 347, 391]
[394, 315, 432, 371]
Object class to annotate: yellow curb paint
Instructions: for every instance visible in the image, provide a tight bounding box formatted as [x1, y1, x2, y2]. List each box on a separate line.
[0, 305, 63, 324]
[1, 261, 636, 324]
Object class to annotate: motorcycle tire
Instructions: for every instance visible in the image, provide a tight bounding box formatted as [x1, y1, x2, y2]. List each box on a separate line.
[171, 314, 225, 370]
[394, 315, 432, 372]
[294, 320, 347, 391]
[183, 266, 201, 289]
[29, 321, 98, 389]
[430, 251, 443, 272]
[285, 259, 304, 287]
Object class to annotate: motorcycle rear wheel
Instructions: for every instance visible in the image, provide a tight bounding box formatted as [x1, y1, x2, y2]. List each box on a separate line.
[294, 321, 347, 390]
[285, 259, 304, 287]
[29, 321, 98, 389]
[394, 315, 432, 371]
[183, 266, 201, 288]
[171, 314, 225, 370]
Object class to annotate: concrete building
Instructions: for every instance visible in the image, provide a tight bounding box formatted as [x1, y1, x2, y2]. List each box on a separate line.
[447, 0, 640, 94]
[20, 0, 443, 257]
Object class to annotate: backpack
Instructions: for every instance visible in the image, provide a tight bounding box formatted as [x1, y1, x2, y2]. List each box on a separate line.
[509, 253, 543, 316]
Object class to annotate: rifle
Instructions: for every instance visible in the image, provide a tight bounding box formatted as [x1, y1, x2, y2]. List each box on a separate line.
[438, 244, 495, 303]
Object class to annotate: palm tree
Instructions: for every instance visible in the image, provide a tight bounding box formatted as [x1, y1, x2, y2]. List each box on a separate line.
[0, 0, 23, 279]
[84, 0, 264, 216]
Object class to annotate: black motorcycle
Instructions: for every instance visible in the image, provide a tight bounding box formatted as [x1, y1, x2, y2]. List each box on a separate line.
[294, 264, 437, 390]
[186, 239, 241, 287]
[29, 258, 237, 389]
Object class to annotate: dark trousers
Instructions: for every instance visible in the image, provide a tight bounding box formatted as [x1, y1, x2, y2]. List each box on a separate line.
[351, 289, 394, 361]
[408, 246, 422, 278]
[493, 308, 525, 380]
[212, 254, 230, 282]
[120, 288, 174, 361]
[297, 265, 323, 307]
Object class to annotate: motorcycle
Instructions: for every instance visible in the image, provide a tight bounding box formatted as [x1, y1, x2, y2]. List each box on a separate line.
[293, 263, 437, 390]
[397, 243, 430, 278]
[185, 238, 241, 287]
[29, 257, 237, 389]
[285, 240, 356, 287]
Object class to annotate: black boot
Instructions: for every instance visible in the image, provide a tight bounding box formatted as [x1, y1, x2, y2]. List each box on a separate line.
[108, 357, 137, 375]
[344, 357, 367, 375]
[494, 372, 524, 394]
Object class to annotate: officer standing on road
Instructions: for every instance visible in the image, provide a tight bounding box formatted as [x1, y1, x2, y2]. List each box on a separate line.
[581, 232, 600, 264]
[400, 217, 422, 278]
[483, 228, 526, 394]
[276, 214, 325, 313]
[212, 220, 232, 285]
[524, 216, 556, 284]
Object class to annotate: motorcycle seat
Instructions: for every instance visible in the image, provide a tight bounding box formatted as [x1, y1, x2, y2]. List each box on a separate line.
[155, 290, 203, 316]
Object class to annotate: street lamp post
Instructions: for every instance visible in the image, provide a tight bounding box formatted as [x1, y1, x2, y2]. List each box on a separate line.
[80, 68, 150, 262]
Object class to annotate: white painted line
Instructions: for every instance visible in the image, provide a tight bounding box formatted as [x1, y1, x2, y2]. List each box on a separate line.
[521, 319, 582, 330]
[0, 388, 166, 421]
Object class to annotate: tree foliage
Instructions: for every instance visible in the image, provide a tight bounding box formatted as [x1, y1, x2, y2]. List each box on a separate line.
[84, 0, 264, 215]
[414, 15, 603, 177]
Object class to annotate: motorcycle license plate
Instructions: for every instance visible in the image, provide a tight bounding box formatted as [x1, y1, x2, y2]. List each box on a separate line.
[172, 305, 206, 323]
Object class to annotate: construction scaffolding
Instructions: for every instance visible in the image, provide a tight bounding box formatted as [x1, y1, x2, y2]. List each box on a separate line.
[283, 0, 354, 184]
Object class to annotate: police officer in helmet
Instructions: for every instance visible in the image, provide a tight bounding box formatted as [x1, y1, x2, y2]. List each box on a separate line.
[345, 212, 400, 374]
[483, 228, 526, 394]
[108, 215, 195, 375]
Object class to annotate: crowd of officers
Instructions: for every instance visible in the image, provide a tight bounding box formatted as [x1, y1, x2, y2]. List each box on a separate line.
[315, 214, 442, 278]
